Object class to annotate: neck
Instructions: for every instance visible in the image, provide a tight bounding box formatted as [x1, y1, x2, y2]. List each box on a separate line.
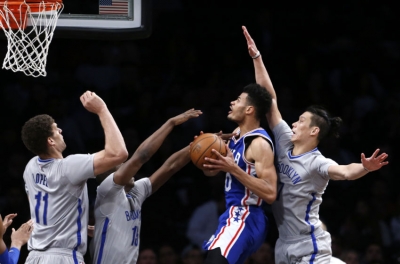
[237, 119, 260, 138]
[292, 141, 318, 156]
[39, 151, 63, 160]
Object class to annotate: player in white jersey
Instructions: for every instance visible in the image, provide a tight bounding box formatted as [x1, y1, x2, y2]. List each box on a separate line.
[242, 26, 389, 264]
[21, 91, 128, 264]
[202, 84, 277, 264]
[90, 109, 202, 264]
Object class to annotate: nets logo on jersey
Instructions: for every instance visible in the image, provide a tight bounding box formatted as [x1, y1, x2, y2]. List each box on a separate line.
[276, 163, 302, 184]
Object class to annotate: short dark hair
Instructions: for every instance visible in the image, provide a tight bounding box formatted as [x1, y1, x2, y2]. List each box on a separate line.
[21, 114, 55, 155]
[305, 105, 342, 141]
[243, 83, 272, 121]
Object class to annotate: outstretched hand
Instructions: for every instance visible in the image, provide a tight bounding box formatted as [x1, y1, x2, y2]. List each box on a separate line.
[203, 144, 237, 173]
[242, 26, 259, 58]
[361, 149, 389, 172]
[215, 130, 237, 142]
[170, 109, 202, 126]
[2, 213, 17, 232]
[11, 219, 34, 248]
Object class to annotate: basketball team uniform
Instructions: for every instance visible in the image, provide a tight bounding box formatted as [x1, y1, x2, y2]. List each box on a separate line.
[0, 247, 20, 264]
[23, 155, 95, 264]
[272, 120, 337, 264]
[203, 128, 274, 264]
[90, 175, 151, 264]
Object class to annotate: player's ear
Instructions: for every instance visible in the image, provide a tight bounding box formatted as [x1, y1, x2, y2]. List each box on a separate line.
[310, 126, 319, 136]
[47, 137, 55, 146]
[245, 105, 254, 115]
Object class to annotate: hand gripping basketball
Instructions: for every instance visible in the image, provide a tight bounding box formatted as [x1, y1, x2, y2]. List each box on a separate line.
[190, 133, 227, 170]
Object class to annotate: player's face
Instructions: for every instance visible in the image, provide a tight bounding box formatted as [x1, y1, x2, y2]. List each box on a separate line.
[291, 112, 315, 143]
[227, 93, 249, 123]
[50, 123, 66, 152]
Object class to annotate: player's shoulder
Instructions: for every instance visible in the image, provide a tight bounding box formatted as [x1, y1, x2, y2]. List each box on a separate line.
[309, 150, 338, 167]
[26, 156, 37, 166]
[24, 156, 40, 173]
[64, 153, 93, 160]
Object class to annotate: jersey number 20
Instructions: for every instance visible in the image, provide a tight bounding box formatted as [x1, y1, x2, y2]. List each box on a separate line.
[34, 191, 49, 225]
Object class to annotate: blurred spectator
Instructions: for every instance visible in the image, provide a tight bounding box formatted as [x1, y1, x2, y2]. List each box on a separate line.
[185, 191, 225, 250]
[248, 242, 274, 264]
[158, 244, 180, 264]
[181, 244, 203, 264]
[138, 248, 158, 264]
[341, 250, 360, 264]
[361, 243, 385, 264]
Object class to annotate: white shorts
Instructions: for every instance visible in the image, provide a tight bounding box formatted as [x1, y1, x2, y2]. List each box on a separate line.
[25, 248, 85, 264]
[275, 230, 332, 264]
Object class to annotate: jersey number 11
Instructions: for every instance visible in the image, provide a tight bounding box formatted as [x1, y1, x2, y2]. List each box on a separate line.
[34, 191, 49, 225]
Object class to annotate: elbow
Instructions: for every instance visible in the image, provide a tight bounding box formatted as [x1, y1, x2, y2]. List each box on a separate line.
[135, 149, 151, 164]
[117, 149, 129, 163]
[108, 149, 128, 166]
[263, 192, 277, 205]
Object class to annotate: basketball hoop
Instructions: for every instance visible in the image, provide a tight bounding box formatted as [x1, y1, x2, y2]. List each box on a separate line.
[0, 0, 63, 77]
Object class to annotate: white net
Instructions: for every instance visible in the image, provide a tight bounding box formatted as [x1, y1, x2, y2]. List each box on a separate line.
[0, 1, 63, 77]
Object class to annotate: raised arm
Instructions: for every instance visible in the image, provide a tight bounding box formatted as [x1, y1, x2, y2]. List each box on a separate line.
[149, 145, 191, 194]
[329, 149, 389, 180]
[80, 91, 129, 176]
[242, 26, 282, 130]
[113, 109, 202, 186]
[204, 137, 277, 204]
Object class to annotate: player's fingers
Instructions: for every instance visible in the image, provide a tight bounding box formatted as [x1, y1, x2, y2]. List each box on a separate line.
[371, 148, 380, 158]
[377, 153, 388, 160]
[5, 214, 17, 220]
[361, 153, 366, 161]
[210, 149, 223, 158]
[203, 163, 218, 169]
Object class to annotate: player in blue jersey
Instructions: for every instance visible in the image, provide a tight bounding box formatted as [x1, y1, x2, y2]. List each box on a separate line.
[0, 215, 33, 264]
[21, 91, 128, 264]
[242, 26, 389, 264]
[202, 83, 278, 264]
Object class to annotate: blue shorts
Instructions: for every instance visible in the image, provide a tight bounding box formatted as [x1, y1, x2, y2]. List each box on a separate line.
[203, 205, 268, 264]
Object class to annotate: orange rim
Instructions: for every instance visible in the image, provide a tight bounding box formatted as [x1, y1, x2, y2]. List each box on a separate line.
[28, 2, 62, 13]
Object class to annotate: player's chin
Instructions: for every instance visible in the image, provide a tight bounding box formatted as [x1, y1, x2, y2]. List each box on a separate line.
[227, 114, 235, 121]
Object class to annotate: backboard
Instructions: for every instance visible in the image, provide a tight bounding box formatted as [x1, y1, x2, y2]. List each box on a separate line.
[53, 0, 151, 39]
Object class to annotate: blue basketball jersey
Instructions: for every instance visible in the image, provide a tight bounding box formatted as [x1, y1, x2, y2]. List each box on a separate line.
[203, 127, 274, 264]
[225, 128, 274, 207]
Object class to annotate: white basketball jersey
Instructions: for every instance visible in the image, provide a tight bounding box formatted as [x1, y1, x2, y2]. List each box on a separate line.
[90, 175, 151, 264]
[271, 121, 337, 239]
[23, 154, 95, 258]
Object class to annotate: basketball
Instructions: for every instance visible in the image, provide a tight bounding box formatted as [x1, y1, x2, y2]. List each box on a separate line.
[190, 133, 227, 170]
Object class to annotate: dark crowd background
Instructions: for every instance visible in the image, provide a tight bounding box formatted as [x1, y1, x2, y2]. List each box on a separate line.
[0, 0, 399, 263]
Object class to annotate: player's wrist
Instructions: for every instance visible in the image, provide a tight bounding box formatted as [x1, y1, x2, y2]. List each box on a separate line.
[363, 166, 371, 173]
[10, 241, 23, 249]
[252, 51, 261, 59]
